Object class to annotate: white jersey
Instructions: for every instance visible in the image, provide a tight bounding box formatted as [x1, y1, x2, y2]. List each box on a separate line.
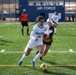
[27, 24, 49, 49]
[51, 14, 59, 24]
[30, 24, 49, 41]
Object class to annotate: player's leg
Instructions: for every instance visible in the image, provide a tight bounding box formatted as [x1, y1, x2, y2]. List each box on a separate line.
[35, 44, 45, 60]
[31, 45, 43, 67]
[26, 22, 30, 35]
[54, 27, 57, 34]
[52, 24, 56, 34]
[39, 44, 45, 60]
[18, 39, 35, 66]
[18, 48, 32, 66]
[21, 22, 25, 35]
[39, 44, 50, 60]
[20, 48, 32, 61]
[54, 24, 57, 34]
[26, 25, 30, 35]
[22, 26, 24, 35]
[42, 44, 50, 56]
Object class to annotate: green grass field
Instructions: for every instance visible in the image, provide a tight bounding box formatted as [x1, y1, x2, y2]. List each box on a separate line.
[0, 22, 76, 75]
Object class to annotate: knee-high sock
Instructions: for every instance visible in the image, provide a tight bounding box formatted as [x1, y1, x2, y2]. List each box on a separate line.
[27, 28, 29, 34]
[54, 28, 56, 34]
[33, 52, 42, 62]
[22, 29, 24, 35]
[20, 53, 27, 61]
[42, 52, 45, 57]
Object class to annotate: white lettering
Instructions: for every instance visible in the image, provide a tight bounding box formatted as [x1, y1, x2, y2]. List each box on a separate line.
[37, 7, 56, 10]
[44, 7, 56, 10]
[37, 7, 43, 10]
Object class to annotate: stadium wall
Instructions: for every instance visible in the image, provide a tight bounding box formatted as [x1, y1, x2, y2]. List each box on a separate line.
[19, 0, 65, 22]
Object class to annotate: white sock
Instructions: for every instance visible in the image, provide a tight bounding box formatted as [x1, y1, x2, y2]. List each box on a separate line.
[33, 52, 42, 62]
[20, 53, 27, 61]
[54, 28, 56, 34]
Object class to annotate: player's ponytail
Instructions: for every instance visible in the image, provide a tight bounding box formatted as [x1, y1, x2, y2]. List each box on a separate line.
[35, 16, 44, 23]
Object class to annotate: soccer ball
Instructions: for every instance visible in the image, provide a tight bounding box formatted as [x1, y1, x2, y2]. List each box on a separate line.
[40, 63, 48, 72]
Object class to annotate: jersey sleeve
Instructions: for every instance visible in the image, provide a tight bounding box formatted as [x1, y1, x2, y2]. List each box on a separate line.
[45, 25, 49, 29]
[56, 17, 59, 24]
[30, 26, 37, 40]
[51, 15, 54, 20]
[44, 25, 50, 35]
[44, 30, 53, 35]
[52, 15, 59, 24]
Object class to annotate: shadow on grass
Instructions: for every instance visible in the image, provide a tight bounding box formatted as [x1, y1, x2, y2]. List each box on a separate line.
[60, 66, 76, 70]
[23, 66, 41, 71]
[0, 43, 8, 46]
[44, 71, 70, 75]
[0, 39, 13, 45]
[42, 59, 57, 64]
[56, 33, 76, 37]
[23, 66, 70, 75]
[42, 59, 76, 71]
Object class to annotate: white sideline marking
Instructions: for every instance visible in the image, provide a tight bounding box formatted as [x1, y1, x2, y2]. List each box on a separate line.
[72, 28, 75, 30]
[0, 36, 3, 38]
[0, 49, 5, 53]
[7, 28, 10, 30]
[0, 24, 12, 27]
[48, 49, 50, 52]
[0, 64, 76, 67]
[0, 51, 76, 54]
[17, 28, 19, 30]
[6, 23, 12, 24]
[69, 49, 73, 52]
[63, 28, 65, 30]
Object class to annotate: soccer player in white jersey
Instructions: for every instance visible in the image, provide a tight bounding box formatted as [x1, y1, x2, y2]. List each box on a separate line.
[51, 12, 59, 34]
[18, 16, 50, 67]
[36, 18, 54, 60]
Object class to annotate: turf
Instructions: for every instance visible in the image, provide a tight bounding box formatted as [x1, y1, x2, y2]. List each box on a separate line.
[0, 22, 76, 75]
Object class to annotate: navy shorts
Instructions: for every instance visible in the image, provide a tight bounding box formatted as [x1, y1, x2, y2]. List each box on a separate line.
[21, 21, 28, 27]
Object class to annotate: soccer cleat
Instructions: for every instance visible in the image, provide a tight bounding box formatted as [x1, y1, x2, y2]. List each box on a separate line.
[40, 57, 43, 60]
[18, 60, 23, 66]
[31, 61, 35, 67]
[27, 33, 30, 35]
[36, 51, 39, 55]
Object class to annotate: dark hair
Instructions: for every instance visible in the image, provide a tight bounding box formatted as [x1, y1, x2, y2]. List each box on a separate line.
[35, 16, 44, 23]
[23, 11, 26, 13]
[54, 12, 58, 15]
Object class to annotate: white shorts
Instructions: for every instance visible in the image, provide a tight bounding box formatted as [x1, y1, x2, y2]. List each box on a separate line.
[24, 39, 43, 52]
[28, 39, 43, 48]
